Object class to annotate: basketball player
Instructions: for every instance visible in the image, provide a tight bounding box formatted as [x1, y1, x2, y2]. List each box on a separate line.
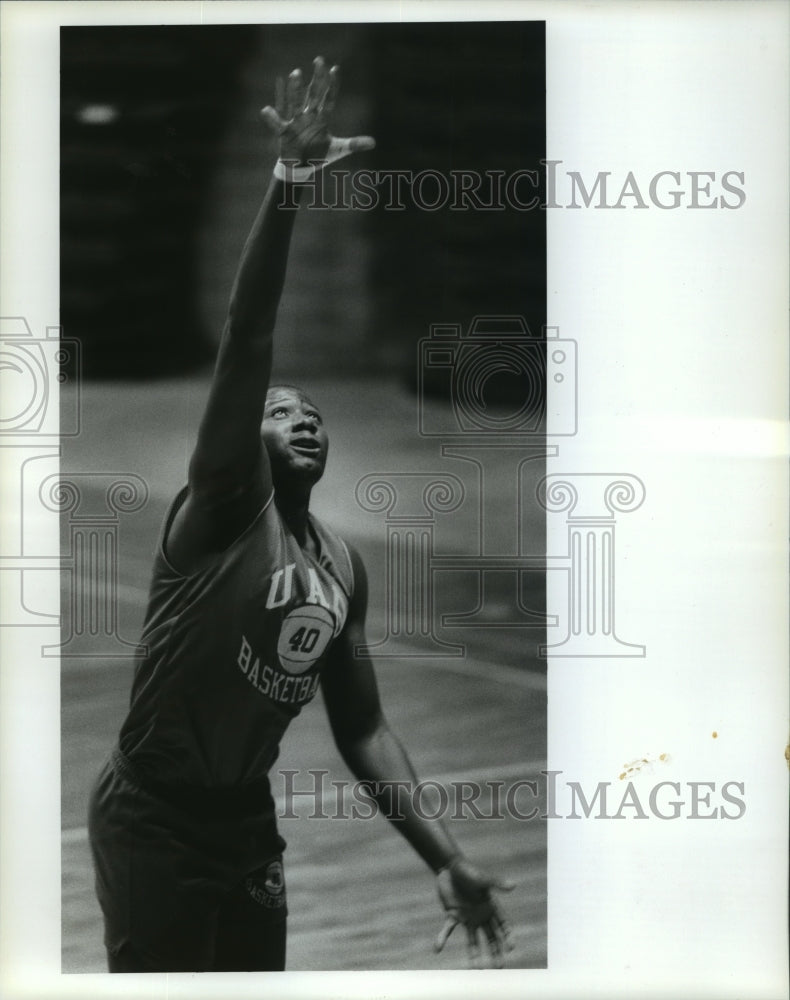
[88, 56, 513, 973]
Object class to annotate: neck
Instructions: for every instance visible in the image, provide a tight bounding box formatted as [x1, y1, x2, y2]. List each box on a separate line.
[274, 490, 311, 545]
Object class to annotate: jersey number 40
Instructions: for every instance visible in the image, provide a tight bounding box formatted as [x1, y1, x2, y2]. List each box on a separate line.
[277, 604, 335, 674]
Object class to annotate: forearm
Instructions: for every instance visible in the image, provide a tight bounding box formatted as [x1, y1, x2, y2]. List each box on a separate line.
[226, 176, 303, 343]
[340, 722, 461, 874]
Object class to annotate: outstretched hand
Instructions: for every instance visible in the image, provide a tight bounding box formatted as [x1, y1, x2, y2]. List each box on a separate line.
[261, 56, 375, 169]
[434, 857, 515, 968]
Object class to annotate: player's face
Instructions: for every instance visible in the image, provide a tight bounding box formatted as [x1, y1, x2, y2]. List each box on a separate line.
[261, 388, 329, 487]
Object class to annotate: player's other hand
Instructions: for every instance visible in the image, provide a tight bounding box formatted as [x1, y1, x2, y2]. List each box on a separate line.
[434, 856, 515, 968]
[260, 56, 375, 168]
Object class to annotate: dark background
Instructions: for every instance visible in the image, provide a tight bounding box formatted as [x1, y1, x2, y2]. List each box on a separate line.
[60, 22, 546, 387]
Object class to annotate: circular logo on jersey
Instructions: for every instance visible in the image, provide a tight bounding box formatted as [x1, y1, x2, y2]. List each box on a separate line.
[277, 604, 335, 674]
[245, 859, 286, 909]
[264, 860, 284, 896]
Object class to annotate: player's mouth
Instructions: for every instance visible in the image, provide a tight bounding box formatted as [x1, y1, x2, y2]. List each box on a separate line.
[289, 437, 322, 457]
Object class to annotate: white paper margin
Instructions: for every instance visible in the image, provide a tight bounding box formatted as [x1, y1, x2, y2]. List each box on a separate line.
[1, 2, 787, 999]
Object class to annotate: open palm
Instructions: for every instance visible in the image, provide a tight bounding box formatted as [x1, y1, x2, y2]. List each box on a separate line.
[261, 56, 375, 168]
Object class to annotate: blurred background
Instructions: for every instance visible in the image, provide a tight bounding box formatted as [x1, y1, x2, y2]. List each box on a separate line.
[59, 21, 548, 973]
[60, 22, 545, 381]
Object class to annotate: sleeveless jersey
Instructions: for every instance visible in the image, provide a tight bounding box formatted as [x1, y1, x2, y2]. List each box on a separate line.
[118, 487, 354, 790]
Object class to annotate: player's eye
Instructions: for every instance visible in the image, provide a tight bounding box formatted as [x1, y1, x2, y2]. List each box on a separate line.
[271, 406, 288, 417]
[306, 411, 322, 424]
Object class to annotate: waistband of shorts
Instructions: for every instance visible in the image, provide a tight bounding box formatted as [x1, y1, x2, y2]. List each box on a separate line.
[111, 747, 274, 817]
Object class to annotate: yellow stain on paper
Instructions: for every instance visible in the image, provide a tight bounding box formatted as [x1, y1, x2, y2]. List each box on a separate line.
[619, 752, 671, 780]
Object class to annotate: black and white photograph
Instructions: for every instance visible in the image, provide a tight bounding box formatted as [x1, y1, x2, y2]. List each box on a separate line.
[0, 2, 788, 999]
[57, 19, 548, 974]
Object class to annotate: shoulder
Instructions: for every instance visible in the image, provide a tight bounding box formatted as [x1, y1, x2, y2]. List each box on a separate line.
[309, 514, 362, 593]
[165, 484, 277, 577]
[334, 538, 369, 624]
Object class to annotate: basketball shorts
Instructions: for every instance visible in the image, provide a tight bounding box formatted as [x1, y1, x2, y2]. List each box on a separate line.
[88, 749, 288, 972]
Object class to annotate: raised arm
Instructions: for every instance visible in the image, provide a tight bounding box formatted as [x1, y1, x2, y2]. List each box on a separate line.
[184, 172, 296, 515]
[167, 59, 373, 573]
[321, 545, 514, 967]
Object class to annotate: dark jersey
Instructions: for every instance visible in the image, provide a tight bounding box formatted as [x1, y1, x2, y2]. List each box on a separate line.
[118, 487, 354, 790]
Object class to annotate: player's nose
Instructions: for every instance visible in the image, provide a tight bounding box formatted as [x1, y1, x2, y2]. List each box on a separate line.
[294, 411, 319, 431]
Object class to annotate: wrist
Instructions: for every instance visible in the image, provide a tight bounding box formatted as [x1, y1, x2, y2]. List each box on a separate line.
[273, 158, 319, 183]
